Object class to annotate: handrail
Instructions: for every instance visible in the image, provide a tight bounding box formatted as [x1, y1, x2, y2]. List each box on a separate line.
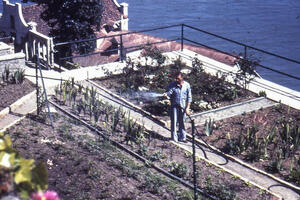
[183, 24, 300, 65]
[54, 23, 300, 84]
[55, 24, 181, 47]
[59, 37, 180, 61]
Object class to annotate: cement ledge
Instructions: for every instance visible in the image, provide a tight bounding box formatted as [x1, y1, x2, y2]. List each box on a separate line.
[0, 90, 35, 122]
[9, 90, 36, 112]
[0, 108, 36, 133]
[0, 52, 25, 61]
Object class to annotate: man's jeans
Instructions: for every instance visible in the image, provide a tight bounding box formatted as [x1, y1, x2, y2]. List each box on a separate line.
[170, 105, 186, 142]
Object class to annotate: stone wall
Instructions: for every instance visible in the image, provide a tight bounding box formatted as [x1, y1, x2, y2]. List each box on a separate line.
[0, 52, 25, 73]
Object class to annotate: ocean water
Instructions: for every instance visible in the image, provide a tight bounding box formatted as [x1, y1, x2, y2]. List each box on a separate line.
[125, 0, 300, 91]
[1, 0, 300, 91]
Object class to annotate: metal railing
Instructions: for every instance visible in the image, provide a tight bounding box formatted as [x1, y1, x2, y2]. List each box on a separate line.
[54, 24, 300, 82]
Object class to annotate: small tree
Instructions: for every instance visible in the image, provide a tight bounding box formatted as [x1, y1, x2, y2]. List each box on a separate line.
[23, 0, 103, 56]
[234, 57, 259, 91]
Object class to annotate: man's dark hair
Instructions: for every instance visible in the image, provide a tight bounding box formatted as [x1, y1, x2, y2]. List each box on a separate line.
[174, 71, 183, 78]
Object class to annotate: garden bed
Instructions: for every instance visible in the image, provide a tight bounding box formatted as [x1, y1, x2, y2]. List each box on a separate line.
[191, 104, 300, 187]
[45, 80, 277, 199]
[0, 78, 35, 111]
[6, 112, 194, 200]
[92, 53, 257, 121]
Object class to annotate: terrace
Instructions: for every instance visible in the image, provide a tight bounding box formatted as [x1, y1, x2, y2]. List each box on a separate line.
[0, 24, 300, 199]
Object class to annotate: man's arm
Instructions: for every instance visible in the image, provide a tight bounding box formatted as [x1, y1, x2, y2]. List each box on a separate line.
[163, 82, 174, 99]
[185, 83, 192, 115]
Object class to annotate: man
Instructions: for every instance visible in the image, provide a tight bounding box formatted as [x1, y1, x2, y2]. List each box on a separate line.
[163, 71, 192, 142]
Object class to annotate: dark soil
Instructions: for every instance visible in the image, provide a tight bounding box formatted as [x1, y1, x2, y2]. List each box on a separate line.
[192, 104, 300, 187]
[0, 79, 35, 111]
[6, 112, 193, 200]
[46, 93, 276, 200]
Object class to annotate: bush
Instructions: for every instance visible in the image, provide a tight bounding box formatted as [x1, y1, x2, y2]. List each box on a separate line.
[169, 162, 188, 178]
[289, 168, 300, 185]
[1, 66, 25, 84]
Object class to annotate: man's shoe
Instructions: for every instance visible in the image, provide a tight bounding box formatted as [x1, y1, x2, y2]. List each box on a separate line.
[179, 139, 188, 143]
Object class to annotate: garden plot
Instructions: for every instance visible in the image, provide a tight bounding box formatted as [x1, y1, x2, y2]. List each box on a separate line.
[191, 103, 300, 188]
[92, 48, 257, 121]
[6, 111, 196, 200]
[0, 79, 34, 111]
[47, 80, 278, 200]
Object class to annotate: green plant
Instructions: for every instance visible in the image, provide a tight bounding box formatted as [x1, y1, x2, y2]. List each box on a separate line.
[0, 133, 48, 199]
[169, 162, 188, 178]
[267, 149, 283, 173]
[149, 151, 165, 162]
[278, 120, 300, 158]
[223, 131, 251, 155]
[262, 127, 277, 159]
[234, 57, 259, 91]
[110, 107, 124, 133]
[258, 90, 267, 97]
[12, 68, 25, 84]
[141, 45, 166, 66]
[2, 65, 10, 83]
[191, 57, 203, 75]
[204, 175, 237, 200]
[204, 118, 214, 136]
[289, 168, 300, 185]
[123, 113, 145, 144]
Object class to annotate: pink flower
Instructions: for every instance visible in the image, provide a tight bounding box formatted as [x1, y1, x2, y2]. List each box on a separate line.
[30, 190, 59, 200]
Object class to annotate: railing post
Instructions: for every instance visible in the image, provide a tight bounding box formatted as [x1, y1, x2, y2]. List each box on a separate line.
[192, 119, 198, 200]
[120, 34, 123, 62]
[244, 46, 247, 59]
[35, 45, 40, 115]
[181, 24, 184, 51]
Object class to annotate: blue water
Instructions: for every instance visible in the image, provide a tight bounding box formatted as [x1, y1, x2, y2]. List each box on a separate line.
[1, 0, 300, 91]
[125, 0, 300, 91]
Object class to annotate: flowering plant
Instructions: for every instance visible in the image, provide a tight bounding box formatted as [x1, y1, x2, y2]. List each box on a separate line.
[30, 190, 60, 200]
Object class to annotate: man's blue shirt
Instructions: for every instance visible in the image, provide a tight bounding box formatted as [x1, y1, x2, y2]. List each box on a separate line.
[166, 81, 192, 109]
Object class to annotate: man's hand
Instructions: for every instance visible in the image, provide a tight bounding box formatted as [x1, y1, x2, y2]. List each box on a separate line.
[185, 108, 191, 116]
[185, 103, 191, 116]
[162, 93, 169, 99]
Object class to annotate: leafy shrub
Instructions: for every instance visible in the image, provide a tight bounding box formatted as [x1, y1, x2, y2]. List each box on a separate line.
[1, 66, 25, 84]
[169, 162, 188, 178]
[141, 45, 166, 66]
[258, 90, 267, 97]
[0, 133, 48, 199]
[12, 68, 25, 84]
[289, 168, 300, 185]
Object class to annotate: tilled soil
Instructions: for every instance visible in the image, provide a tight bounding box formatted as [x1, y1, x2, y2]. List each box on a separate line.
[6, 112, 194, 200]
[0, 79, 35, 111]
[192, 104, 300, 187]
[47, 96, 276, 200]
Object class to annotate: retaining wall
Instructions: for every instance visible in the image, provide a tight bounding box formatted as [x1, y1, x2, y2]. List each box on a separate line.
[0, 52, 25, 73]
